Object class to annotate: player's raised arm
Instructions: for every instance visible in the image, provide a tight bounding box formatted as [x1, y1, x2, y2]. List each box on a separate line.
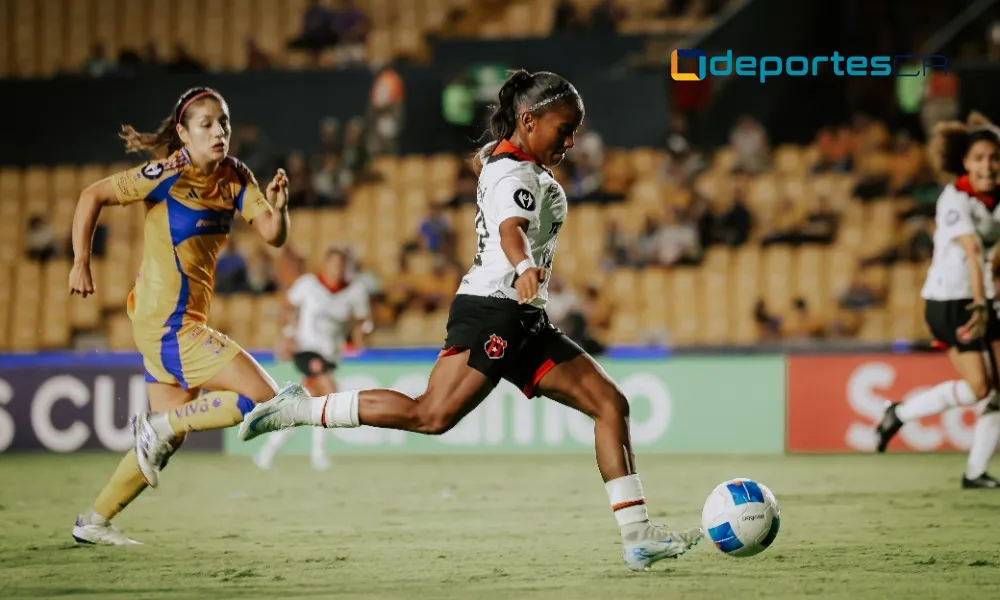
[68, 178, 119, 297]
[240, 163, 290, 248]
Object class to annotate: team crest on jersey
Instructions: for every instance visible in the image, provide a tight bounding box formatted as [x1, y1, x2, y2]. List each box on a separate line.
[945, 209, 959, 225]
[141, 162, 165, 180]
[513, 189, 536, 211]
[484, 333, 507, 359]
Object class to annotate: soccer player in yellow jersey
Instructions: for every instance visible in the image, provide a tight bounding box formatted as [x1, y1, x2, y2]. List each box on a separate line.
[68, 87, 291, 545]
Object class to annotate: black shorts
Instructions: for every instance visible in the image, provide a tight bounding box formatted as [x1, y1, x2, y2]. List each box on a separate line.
[925, 299, 1000, 352]
[442, 294, 585, 397]
[292, 351, 337, 377]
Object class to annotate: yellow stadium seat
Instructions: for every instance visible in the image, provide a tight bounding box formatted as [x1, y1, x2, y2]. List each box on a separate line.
[202, 1, 226, 69]
[226, 0, 254, 71]
[253, 294, 282, 350]
[0, 263, 11, 349]
[13, 0, 38, 77]
[667, 268, 700, 346]
[40, 0, 64, 77]
[762, 246, 793, 314]
[11, 262, 41, 351]
[701, 265, 729, 345]
[40, 261, 71, 349]
[108, 314, 135, 351]
[858, 308, 887, 342]
[0, 0, 9, 77]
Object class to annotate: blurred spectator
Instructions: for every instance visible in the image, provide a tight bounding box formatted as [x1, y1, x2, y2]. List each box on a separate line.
[797, 194, 839, 244]
[442, 72, 477, 153]
[588, 0, 626, 33]
[602, 221, 631, 268]
[317, 118, 343, 158]
[341, 117, 373, 187]
[246, 247, 278, 294]
[447, 161, 478, 208]
[730, 115, 770, 173]
[83, 44, 116, 78]
[116, 48, 145, 77]
[784, 298, 826, 341]
[25, 216, 59, 262]
[288, 0, 339, 59]
[231, 124, 274, 177]
[761, 195, 806, 247]
[565, 122, 605, 201]
[368, 63, 405, 157]
[165, 44, 204, 73]
[418, 205, 455, 254]
[754, 299, 782, 341]
[920, 68, 959, 137]
[580, 284, 613, 342]
[246, 38, 272, 71]
[554, 0, 582, 32]
[811, 126, 854, 174]
[215, 242, 249, 295]
[633, 217, 661, 267]
[331, 0, 369, 66]
[311, 153, 348, 207]
[839, 269, 880, 310]
[658, 0, 692, 17]
[714, 187, 752, 246]
[548, 276, 606, 356]
[285, 152, 316, 208]
[654, 207, 702, 266]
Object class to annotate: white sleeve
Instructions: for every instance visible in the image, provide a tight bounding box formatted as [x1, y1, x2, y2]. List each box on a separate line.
[937, 189, 975, 241]
[351, 285, 372, 321]
[286, 276, 310, 306]
[493, 174, 541, 228]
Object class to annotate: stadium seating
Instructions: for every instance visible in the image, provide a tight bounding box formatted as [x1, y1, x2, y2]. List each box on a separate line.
[0, 136, 933, 351]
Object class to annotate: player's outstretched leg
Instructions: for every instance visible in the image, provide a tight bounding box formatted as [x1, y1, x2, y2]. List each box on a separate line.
[532, 354, 702, 571]
[72, 383, 192, 545]
[240, 351, 495, 441]
[875, 379, 981, 452]
[131, 350, 279, 488]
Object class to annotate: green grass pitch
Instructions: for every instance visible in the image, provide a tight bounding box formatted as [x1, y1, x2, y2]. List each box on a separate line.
[1, 453, 999, 599]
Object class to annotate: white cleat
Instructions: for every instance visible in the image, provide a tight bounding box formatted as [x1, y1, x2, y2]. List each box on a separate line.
[72, 512, 142, 546]
[132, 412, 173, 488]
[238, 383, 310, 442]
[622, 522, 703, 572]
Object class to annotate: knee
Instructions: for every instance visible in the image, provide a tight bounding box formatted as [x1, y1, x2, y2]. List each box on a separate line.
[576, 374, 630, 422]
[970, 380, 992, 402]
[415, 398, 460, 436]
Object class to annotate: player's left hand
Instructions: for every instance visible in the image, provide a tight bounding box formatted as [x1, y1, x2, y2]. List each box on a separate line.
[514, 267, 547, 305]
[266, 168, 289, 211]
[958, 301, 988, 343]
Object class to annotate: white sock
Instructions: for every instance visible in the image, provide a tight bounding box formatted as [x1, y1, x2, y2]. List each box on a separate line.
[257, 427, 295, 463]
[896, 380, 978, 422]
[308, 391, 360, 428]
[966, 409, 1000, 479]
[605, 474, 649, 528]
[148, 413, 175, 438]
[311, 427, 327, 460]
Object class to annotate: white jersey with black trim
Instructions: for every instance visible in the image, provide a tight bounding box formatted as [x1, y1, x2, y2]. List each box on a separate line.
[456, 143, 568, 309]
[287, 274, 371, 363]
[921, 181, 1000, 301]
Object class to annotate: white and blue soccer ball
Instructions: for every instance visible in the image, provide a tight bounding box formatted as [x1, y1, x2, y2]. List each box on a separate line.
[701, 478, 780, 557]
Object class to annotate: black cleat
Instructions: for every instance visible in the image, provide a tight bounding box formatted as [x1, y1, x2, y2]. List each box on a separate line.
[875, 403, 904, 453]
[962, 473, 1000, 489]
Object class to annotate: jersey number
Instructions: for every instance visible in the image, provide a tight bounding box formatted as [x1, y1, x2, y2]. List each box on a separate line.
[473, 207, 488, 266]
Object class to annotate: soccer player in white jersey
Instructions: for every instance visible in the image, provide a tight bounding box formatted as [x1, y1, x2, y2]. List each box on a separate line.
[253, 247, 371, 471]
[237, 69, 702, 571]
[876, 115, 1000, 488]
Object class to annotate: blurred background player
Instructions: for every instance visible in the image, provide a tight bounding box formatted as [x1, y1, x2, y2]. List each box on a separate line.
[876, 113, 1000, 489]
[68, 87, 291, 544]
[239, 69, 703, 572]
[253, 246, 372, 471]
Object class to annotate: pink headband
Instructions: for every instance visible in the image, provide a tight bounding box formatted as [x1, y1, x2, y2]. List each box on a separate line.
[176, 90, 222, 123]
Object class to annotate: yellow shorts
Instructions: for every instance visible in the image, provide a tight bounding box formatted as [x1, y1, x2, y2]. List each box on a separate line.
[133, 320, 243, 390]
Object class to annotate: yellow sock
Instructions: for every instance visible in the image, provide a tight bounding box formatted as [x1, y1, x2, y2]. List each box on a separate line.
[92, 435, 186, 519]
[162, 391, 255, 434]
[93, 451, 147, 520]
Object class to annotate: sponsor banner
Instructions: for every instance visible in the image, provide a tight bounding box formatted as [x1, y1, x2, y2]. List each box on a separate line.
[225, 356, 786, 455]
[0, 366, 222, 453]
[787, 354, 975, 453]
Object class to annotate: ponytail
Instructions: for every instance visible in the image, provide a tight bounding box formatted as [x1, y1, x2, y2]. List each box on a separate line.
[471, 69, 581, 175]
[119, 86, 224, 159]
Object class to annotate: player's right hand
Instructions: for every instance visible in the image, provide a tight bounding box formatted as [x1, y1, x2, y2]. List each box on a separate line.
[958, 301, 988, 343]
[69, 261, 95, 298]
[514, 267, 546, 305]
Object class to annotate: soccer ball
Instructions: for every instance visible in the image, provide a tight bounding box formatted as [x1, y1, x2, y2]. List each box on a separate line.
[701, 478, 780, 557]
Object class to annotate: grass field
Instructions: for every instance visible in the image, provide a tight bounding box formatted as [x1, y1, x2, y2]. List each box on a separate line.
[2, 452, 1000, 599]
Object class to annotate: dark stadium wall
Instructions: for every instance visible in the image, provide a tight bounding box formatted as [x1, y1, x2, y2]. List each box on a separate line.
[0, 62, 667, 166]
[682, 0, 852, 148]
[955, 60, 1000, 123]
